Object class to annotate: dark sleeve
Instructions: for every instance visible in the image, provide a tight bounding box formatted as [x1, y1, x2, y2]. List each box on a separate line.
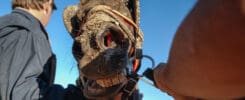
[0, 28, 64, 100]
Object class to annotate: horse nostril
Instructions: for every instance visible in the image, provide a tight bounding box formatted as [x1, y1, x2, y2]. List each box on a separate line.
[102, 28, 127, 49]
[104, 31, 112, 47]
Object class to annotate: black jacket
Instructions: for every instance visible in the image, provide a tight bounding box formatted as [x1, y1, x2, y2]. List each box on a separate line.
[0, 9, 63, 100]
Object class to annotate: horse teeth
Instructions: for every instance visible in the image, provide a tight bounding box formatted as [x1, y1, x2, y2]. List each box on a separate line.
[96, 73, 127, 87]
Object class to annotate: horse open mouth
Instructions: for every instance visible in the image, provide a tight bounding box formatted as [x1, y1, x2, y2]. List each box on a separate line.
[82, 72, 127, 99]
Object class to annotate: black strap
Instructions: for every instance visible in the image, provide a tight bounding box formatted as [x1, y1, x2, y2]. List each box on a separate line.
[121, 73, 139, 100]
[143, 68, 155, 83]
[135, 49, 143, 59]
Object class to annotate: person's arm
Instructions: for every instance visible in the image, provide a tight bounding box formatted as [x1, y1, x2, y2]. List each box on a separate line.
[153, 0, 245, 99]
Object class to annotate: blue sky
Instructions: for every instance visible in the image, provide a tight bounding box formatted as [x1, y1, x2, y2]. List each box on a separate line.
[0, 0, 196, 99]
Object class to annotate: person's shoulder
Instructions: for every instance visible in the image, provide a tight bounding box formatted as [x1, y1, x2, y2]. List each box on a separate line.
[0, 28, 32, 53]
[0, 12, 12, 19]
[0, 27, 29, 40]
[0, 12, 25, 29]
[0, 13, 14, 26]
[0, 13, 31, 38]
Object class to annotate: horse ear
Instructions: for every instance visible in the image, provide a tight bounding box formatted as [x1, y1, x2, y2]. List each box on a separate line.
[63, 5, 80, 38]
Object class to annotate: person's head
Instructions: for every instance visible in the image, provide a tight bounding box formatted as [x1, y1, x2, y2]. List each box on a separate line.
[12, 0, 57, 26]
